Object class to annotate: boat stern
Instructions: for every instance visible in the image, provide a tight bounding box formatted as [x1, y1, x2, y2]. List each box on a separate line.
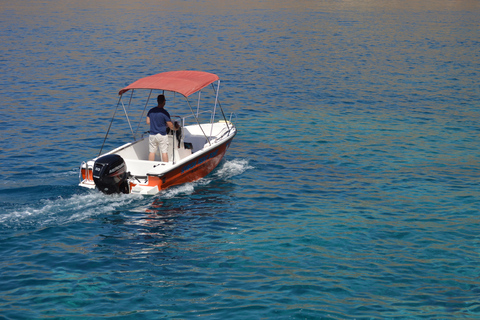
[79, 160, 96, 189]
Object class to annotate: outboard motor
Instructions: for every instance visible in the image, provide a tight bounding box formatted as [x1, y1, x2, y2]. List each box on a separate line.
[92, 154, 129, 194]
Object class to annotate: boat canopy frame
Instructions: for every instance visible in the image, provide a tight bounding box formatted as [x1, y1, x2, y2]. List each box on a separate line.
[98, 71, 232, 157]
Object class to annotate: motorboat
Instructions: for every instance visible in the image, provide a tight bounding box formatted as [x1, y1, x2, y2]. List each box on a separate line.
[79, 70, 237, 195]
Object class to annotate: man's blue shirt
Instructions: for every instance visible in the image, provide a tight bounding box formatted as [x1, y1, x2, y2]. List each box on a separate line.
[147, 107, 171, 135]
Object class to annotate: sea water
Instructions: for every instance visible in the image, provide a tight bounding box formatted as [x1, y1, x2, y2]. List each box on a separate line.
[1, 0, 479, 318]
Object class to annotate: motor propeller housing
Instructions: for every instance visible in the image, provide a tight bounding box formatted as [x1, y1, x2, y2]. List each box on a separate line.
[92, 154, 129, 194]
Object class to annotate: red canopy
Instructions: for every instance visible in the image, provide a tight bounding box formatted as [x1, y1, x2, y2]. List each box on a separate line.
[118, 71, 219, 97]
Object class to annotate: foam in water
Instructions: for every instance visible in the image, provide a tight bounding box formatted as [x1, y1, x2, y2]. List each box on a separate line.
[0, 191, 143, 230]
[161, 183, 197, 199]
[159, 158, 253, 199]
[214, 159, 253, 179]
[0, 160, 252, 229]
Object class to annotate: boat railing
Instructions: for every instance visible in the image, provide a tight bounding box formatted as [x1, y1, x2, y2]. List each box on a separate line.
[169, 111, 236, 151]
[228, 112, 237, 125]
[215, 112, 237, 139]
[179, 110, 213, 127]
[178, 111, 236, 130]
[214, 119, 237, 142]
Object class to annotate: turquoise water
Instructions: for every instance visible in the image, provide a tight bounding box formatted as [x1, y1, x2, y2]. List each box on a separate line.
[1, 0, 479, 318]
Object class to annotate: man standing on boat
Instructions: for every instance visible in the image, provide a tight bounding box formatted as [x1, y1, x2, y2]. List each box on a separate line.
[146, 94, 177, 162]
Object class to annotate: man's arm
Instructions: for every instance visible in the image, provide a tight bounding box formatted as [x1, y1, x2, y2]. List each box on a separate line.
[166, 121, 176, 131]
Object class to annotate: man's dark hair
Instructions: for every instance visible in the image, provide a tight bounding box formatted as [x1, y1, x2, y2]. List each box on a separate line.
[157, 94, 166, 104]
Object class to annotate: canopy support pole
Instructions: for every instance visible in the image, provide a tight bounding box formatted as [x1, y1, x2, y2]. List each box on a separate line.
[196, 91, 201, 117]
[209, 80, 221, 138]
[120, 95, 135, 140]
[134, 89, 153, 139]
[186, 96, 211, 146]
[210, 81, 230, 131]
[98, 96, 122, 157]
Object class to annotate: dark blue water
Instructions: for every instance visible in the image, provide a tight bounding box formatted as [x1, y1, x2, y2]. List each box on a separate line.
[1, 0, 479, 318]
